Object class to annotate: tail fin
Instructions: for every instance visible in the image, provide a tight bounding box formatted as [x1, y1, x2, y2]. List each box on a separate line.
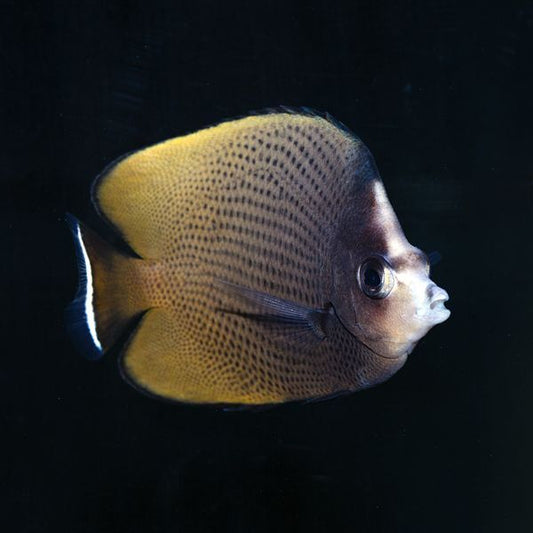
[65, 214, 148, 359]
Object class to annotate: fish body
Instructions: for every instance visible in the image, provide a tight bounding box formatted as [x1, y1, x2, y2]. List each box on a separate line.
[67, 110, 450, 405]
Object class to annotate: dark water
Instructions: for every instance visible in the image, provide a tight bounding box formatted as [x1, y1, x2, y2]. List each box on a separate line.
[4, 1, 532, 531]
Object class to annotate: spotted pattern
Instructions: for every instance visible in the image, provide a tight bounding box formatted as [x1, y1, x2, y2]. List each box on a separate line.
[95, 113, 405, 404]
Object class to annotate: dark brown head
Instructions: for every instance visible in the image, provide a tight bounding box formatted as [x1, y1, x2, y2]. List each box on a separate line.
[332, 179, 450, 359]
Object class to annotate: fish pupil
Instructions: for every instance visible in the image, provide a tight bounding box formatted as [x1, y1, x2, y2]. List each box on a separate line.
[364, 268, 381, 288]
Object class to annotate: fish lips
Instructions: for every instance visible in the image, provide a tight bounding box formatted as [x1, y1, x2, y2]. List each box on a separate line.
[421, 285, 451, 325]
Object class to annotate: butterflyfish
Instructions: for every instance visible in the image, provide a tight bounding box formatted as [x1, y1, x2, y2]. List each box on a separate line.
[67, 109, 450, 405]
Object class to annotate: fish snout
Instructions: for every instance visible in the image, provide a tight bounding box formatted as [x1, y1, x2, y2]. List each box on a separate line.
[425, 283, 451, 323]
[428, 283, 449, 308]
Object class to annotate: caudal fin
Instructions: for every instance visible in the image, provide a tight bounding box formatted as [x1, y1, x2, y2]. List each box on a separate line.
[65, 214, 148, 359]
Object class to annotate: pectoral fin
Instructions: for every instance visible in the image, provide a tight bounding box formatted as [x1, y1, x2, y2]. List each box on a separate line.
[214, 280, 332, 342]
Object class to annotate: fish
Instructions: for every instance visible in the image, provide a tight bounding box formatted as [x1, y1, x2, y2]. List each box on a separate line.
[66, 109, 450, 405]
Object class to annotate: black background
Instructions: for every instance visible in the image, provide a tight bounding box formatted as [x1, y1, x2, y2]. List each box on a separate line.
[3, 1, 532, 531]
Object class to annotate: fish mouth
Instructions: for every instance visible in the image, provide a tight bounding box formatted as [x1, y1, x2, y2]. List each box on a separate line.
[430, 292, 449, 311]
[425, 286, 451, 325]
[428, 306, 451, 325]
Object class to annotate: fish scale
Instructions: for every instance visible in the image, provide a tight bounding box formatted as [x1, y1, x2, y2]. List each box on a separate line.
[67, 110, 450, 405]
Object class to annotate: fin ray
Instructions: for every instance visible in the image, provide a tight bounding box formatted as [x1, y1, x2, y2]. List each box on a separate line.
[65, 214, 103, 360]
[66, 214, 149, 357]
[214, 279, 331, 342]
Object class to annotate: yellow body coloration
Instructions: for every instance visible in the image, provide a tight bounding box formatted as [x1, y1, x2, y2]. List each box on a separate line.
[69, 111, 449, 405]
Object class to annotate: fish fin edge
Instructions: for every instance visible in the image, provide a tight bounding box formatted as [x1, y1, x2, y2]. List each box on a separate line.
[89, 151, 145, 260]
[117, 308, 243, 406]
[217, 106, 360, 141]
[116, 307, 331, 408]
[65, 213, 149, 358]
[65, 213, 104, 360]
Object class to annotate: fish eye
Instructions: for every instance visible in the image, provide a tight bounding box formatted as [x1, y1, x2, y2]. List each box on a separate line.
[358, 257, 395, 299]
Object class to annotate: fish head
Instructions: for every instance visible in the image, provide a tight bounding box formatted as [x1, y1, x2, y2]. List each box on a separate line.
[350, 247, 450, 358]
[333, 179, 450, 359]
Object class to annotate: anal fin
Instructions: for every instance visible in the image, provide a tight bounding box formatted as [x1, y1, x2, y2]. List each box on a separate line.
[120, 308, 218, 403]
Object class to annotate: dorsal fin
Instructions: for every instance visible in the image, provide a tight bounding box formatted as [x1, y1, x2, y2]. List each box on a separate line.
[90, 110, 363, 262]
